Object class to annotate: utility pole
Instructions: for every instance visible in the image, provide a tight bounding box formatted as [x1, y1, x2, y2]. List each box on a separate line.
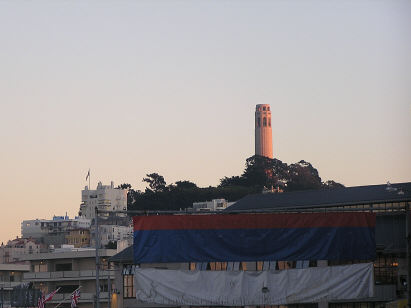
[407, 202, 411, 308]
[95, 207, 100, 308]
[107, 268, 111, 308]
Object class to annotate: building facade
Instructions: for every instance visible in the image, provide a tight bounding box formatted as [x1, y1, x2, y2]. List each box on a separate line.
[255, 104, 273, 158]
[22, 247, 117, 308]
[21, 216, 91, 249]
[110, 182, 411, 308]
[93, 225, 132, 248]
[0, 264, 30, 308]
[79, 182, 127, 221]
[21, 216, 91, 240]
[192, 198, 233, 212]
[66, 229, 91, 248]
[0, 238, 43, 264]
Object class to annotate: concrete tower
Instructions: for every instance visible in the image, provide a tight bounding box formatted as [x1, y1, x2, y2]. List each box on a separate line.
[255, 104, 273, 158]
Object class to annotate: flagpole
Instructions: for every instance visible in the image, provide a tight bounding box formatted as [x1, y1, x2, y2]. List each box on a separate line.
[54, 286, 82, 308]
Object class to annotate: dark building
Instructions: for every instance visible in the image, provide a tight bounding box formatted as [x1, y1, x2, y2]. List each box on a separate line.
[111, 182, 411, 308]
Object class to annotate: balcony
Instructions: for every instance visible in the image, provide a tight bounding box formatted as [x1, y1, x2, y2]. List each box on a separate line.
[48, 292, 110, 303]
[23, 270, 114, 281]
[0, 281, 25, 290]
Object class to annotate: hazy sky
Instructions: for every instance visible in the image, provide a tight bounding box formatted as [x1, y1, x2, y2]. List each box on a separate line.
[1, 0, 410, 244]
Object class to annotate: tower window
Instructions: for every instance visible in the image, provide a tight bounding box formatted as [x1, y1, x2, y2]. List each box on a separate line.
[257, 117, 261, 127]
[263, 107, 266, 111]
[263, 117, 267, 126]
[269, 118, 271, 127]
[268, 107, 270, 111]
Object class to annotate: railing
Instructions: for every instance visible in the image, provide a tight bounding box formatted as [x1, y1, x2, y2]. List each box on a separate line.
[49, 292, 110, 302]
[0, 281, 24, 289]
[23, 270, 114, 280]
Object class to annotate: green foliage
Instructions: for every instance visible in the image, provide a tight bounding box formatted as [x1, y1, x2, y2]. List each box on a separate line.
[105, 241, 117, 249]
[127, 155, 343, 211]
[117, 183, 131, 189]
[143, 173, 167, 192]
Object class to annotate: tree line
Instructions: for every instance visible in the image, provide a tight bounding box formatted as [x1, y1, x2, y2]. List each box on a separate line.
[121, 155, 344, 211]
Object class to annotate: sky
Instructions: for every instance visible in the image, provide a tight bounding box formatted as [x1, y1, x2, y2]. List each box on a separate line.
[0, 0, 410, 244]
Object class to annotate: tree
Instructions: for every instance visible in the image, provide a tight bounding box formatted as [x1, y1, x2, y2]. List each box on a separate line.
[322, 180, 345, 189]
[117, 183, 131, 190]
[127, 156, 344, 212]
[219, 176, 245, 187]
[287, 160, 322, 191]
[105, 241, 117, 249]
[174, 180, 198, 190]
[143, 173, 167, 192]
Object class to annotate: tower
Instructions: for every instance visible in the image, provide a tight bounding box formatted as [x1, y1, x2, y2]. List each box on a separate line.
[255, 104, 273, 158]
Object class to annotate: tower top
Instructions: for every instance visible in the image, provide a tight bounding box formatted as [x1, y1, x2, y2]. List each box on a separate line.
[255, 104, 271, 112]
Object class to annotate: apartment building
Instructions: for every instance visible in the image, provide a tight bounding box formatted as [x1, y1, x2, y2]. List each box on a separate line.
[0, 238, 43, 263]
[0, 264, 30, 308]
[21, 215, 91, 248]
[22, 246, 117, 308]
[79, 182, 127, 221]
[66, 229, 91, 248]
[93, 225, 132, 248]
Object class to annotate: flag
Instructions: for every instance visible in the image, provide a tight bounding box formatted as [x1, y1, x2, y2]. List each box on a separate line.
[38, 288, 60, 308]
[86, 169, 90, 181]
[71, 289, 80, 308]
[37, 295, 45, 308]
[133, 212, 376, 263]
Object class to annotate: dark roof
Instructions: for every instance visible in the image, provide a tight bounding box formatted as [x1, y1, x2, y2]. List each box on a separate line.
[226, 182, 411, 211]
[110, 246, 133, 263]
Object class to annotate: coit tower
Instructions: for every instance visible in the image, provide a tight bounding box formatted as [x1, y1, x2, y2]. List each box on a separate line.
[255, 104, 273, 158]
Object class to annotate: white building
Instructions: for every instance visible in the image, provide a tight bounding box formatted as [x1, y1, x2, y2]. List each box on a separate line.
[21, 215, 91, 240]
[80, 181, 127, 220]
[192, 199, 233, 212]
[94, 225, 133, 248]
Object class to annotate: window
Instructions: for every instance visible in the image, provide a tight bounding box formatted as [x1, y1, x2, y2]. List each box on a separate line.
[257, 117, 261, 127]
[123, 274, 135, 298]
[56, 285, 78, 293]
[263, 117, 267, 126]
[263, 107, 266, 111]
[268, 107, 270, 111]
[34, 263, 47, 272]
[374, 254, 398, 284]
[56, 263, 72, 271]
[269, 118, 271, 127]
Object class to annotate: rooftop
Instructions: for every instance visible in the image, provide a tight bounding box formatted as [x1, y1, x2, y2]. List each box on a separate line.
[226, 182, 411, 211]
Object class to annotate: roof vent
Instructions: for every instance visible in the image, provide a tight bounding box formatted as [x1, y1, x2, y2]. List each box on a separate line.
[386, 181, 397, 192]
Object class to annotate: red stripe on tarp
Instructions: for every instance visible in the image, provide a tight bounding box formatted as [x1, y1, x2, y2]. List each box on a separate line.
[133, 212, 375, 231]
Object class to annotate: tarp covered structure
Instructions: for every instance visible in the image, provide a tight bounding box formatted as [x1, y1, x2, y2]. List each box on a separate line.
[133, 212, 375, 263]
[134, 263, 375, 305]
